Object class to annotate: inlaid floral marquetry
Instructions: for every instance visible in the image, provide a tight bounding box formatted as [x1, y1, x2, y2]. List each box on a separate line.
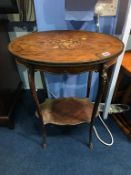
[8, 30, 123, 65]
[43, 38, 83, 49]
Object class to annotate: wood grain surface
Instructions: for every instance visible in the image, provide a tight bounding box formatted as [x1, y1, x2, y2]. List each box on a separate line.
[8, 30, 124, 66]
[122, 50, 131, 75]
[36, 98, 98, 125]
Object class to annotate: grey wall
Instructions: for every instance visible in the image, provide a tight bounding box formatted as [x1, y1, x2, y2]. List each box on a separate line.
[65, 0, 97, 11]
[115, 0, 129, 34]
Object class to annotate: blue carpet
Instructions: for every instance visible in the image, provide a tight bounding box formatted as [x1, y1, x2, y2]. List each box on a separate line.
[0, 90, 131, 175]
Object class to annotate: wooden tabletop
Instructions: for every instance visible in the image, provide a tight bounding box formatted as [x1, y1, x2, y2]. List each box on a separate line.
[8, 30, 124, 66]
[122, 51, 131, 74]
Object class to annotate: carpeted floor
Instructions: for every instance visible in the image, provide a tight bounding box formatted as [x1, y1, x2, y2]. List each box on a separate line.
[0, 90, 131, 175]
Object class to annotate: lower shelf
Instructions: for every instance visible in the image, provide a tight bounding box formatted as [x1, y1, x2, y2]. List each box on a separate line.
[36, 97, 99, 125]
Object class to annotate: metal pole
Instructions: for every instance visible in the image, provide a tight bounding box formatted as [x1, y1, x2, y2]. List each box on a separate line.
[103, 0, 131, 119]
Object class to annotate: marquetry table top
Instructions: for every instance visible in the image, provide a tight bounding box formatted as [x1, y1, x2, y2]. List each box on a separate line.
[8, 30, 124, 66]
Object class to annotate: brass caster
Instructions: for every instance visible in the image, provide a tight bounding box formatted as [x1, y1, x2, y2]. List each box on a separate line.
[88, 143, 93, 150]
[41, 143, 47, 149]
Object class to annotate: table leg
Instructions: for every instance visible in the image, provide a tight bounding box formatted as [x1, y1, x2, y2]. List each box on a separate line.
[88, 64, 107, 149]
[28, 67, 47, 149]
[87, 71, 93, 98]
[40, 71, 48, 98]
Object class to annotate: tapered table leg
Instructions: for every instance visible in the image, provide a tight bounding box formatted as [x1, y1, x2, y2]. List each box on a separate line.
[28, 67, 47, 149]
[40, 71, 48, 98]
[87, 71, 93, 98]
[88, 64, 107, 149]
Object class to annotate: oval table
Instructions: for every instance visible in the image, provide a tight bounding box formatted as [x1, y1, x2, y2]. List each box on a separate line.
[8, 30, 124, 149]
